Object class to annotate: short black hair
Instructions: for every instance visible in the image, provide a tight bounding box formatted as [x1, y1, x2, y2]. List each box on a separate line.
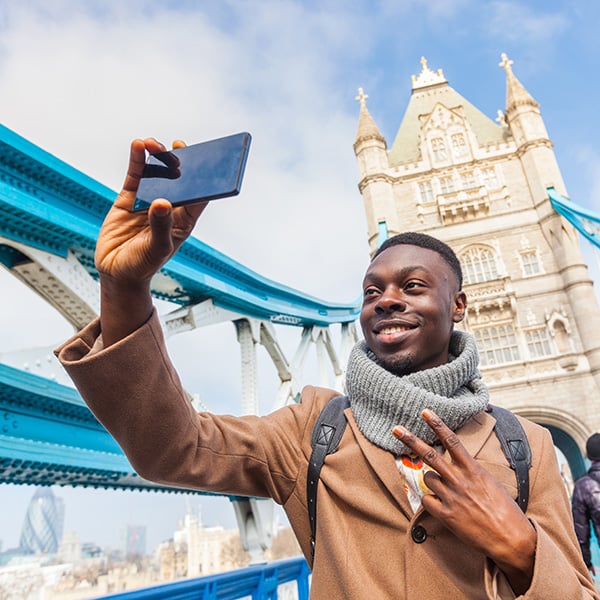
[373, 232, 463, 288]
[586, 433, 600, 461]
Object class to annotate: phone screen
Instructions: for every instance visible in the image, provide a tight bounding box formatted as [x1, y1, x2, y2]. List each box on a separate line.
[133, 132, 251, 211]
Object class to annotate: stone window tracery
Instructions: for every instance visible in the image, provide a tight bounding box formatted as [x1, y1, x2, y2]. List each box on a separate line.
[481, 167, 499, 190]
[520, 250, 541, 276]
[431, 137, 448, 162]
[439, 176, 454, 194]
[525, 327, 552, 358]
[460, 171, 477, 190]
[474, 324, 521, 366]
[451, 133, 468, 158]
[418, 181, 434, 202]
[460, 246, 500, 285]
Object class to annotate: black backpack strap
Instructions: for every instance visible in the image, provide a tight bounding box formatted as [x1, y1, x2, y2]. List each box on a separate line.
[307, 395, 350, 562]
[487, 404, 532, 512]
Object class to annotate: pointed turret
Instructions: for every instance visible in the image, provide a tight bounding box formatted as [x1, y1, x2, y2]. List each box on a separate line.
[353, 87, 388, 174]
[499, 53, 548, 147]
[500, 53, 540, 115]
[354, 88, 386, 149]
[352, 88, 398, 249]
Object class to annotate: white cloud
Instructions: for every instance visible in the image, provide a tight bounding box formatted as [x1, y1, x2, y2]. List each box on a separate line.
[486, 1, 570, 46]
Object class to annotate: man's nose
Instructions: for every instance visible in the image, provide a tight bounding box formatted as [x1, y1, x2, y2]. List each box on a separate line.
[375, 288, 406, 313]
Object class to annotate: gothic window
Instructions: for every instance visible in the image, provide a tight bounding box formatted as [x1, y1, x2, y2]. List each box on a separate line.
[525, 328, 552, 358]
[439, 176, 454, 194]
[460, 171, 477, 189]
[460, 247, 500, 285]
[481, 167, 499, 190]
[520, 250, 541, 276]
[474, 324, 521, 366]
[418, 181, 434, 202]
[431, 137, 448, 161]
[451, 133, 468, 158]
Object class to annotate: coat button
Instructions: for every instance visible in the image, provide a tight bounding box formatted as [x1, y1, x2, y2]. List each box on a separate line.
[411, 525, 427, 544]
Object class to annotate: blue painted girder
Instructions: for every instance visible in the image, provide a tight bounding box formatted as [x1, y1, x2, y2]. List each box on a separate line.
[0, 362, 217, 494]
[547, 187, 600, 250]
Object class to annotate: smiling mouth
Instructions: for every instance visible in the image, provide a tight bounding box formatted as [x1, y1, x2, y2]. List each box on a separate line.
[376, 324, 416, 335]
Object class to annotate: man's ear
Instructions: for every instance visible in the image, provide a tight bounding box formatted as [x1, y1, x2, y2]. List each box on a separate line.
[452, 291, 467, 323]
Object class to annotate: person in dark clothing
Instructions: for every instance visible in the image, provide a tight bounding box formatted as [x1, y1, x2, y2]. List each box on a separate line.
[573, 433, 600, 574]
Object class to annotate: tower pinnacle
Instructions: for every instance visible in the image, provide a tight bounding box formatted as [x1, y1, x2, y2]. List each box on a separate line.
[355, 87, 369, 109]
[499, 52, 539, 114]
[499, 52, 514, 75]
[354, 87, 386, 146]
[411, 57, 447, 90]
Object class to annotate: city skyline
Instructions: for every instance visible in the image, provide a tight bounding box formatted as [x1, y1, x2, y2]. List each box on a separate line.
[2, 0, 600, 559]
[0, 484, 239, 552]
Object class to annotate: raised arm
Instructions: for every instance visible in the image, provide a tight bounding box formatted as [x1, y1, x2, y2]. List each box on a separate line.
[96, 138, 207, 346]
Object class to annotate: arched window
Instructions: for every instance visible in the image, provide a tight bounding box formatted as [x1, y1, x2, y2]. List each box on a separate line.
[451, 133, 468, 158]
[525, 327, 552, 358]
[460, 247, 500, 285]
[474, 324, 520, 366]
[431, 137, 448, 162]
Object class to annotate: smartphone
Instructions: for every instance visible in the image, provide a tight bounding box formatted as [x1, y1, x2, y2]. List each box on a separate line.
[133, 131, 252, 211]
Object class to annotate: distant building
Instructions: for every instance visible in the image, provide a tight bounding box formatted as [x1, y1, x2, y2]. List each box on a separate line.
[157, 513, 246, 580]
[19, 487, 64, 554]
[57, 529, 81, 564]
[123, 525, 147, 558]
[81, 542, 103, 559]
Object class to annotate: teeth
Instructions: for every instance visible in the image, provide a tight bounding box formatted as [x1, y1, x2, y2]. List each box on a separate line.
[379, 326, 411, 334]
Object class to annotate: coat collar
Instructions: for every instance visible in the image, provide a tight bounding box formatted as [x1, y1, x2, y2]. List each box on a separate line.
[344, 407, 497, 519]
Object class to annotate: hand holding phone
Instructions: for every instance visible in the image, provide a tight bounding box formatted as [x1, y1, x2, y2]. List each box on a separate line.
[133, 132, 252, 211]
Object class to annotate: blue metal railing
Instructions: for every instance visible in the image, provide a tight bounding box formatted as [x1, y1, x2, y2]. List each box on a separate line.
[100, 557, 310, 600]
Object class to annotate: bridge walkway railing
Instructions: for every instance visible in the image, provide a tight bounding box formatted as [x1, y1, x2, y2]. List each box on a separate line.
[99, 556, 310, 600]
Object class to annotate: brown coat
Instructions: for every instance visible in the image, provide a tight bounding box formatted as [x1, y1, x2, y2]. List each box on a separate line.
[56, 312, 598, 599]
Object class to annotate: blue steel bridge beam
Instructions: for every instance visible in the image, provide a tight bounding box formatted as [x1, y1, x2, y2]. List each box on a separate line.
[547, 187, 600, 249]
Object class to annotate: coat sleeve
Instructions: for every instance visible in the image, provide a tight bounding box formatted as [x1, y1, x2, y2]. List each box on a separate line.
[484, 423, 599, 599]
[54, 310, 326, 503]
[572, 478, 593, 567]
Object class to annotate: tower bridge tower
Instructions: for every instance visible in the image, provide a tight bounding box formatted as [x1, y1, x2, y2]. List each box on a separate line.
[353, 55, 600, 478]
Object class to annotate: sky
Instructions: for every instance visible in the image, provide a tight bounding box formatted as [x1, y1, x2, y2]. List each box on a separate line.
[1, 0, 600, 554]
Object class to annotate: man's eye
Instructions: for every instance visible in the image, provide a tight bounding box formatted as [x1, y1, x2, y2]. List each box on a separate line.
[363, 288, 379, 297]
[405, 281, 422, 290]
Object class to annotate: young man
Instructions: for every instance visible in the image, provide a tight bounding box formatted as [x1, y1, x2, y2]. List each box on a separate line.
[573, 433, 600, 575]
[56, 138, 597, 599]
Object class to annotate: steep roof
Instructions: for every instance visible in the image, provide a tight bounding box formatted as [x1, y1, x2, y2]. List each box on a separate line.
[387, 57, 507, 166]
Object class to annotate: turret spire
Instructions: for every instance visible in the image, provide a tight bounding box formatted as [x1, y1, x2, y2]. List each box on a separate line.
[354, 87, 386, 146]
[499, 52, 539, 115]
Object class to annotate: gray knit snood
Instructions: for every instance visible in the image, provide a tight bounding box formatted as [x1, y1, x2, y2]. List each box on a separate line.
[346, 330, 489, 455]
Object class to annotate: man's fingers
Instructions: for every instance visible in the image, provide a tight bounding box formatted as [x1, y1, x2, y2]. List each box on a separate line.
[392, 410, 473, 475]
[392, 424, 447, 473]
[119, 139, 147, 201]
[147, 199, 175, 260]
[421, 409, 470, 464]
[118, 138, 169, 208]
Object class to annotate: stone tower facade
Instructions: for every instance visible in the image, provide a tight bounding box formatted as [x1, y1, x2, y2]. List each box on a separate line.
[353, 55, 600, 477]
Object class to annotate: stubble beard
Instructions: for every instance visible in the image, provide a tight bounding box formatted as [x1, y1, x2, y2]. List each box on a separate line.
[375, 352, 415, 377]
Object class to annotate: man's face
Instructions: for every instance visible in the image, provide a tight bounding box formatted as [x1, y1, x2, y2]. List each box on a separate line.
[359, 244, 466, 375]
